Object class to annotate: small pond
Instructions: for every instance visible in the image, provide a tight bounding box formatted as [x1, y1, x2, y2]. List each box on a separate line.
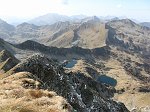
[97, 75, 117, 86]
[65, 59, 77, 68]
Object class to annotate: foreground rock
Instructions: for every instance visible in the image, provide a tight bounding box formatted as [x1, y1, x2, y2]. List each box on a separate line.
[8, 54, 129, 112]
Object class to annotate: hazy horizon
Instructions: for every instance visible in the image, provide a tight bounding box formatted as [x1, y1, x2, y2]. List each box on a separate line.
[0, 0, 150, 23]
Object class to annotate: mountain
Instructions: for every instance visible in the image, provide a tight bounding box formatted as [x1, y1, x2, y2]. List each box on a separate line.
[7, 18, 108, 49]
[70, 15, 87, 21]
[28, 13, 71, 26]
[28, 13, 88, 26]
[0, 19, 15, 42]
[16, 22, 39, 32]
[0, 16, 150, 111]
[6, 54, 129, 112]
[81, 16, 100, 23]
[43, 17, 107, 49]
[107, 19, 150, 54]
[140, 22, 150, 28]
[0, 19, 15, 32]
[14, 40, 110, 61]
[0, 26, 149, 111]
[0, 44, 129, 112]
[11, 37, 150, 111]
[104, 19, 150, 111]
[0, 38, 16, 53]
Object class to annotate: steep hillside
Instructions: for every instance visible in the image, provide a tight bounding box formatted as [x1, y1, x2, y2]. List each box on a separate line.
[0, 19, 15, 32]
[0, 17, 150, 111]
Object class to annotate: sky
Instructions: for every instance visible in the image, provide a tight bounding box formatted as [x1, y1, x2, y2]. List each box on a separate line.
[0, 0, 150, 22]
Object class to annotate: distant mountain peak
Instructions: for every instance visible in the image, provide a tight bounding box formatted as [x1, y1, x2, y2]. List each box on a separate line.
[0, 18, 15, 31]
[28, 13, 70, 26]
[17, 22, 38, 28]
[109, 18, 137, 27]
[121, 19, 135, 23]
[81, 16, 100, 23]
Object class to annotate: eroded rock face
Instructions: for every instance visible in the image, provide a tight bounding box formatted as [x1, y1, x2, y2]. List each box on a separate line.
[9, 54, 129, 112]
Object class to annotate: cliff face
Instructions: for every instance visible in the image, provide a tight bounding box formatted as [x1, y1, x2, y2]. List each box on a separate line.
[8, 54, 129, 112]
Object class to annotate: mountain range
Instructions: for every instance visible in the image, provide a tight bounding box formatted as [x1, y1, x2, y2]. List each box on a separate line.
[0, 13, 150, 112]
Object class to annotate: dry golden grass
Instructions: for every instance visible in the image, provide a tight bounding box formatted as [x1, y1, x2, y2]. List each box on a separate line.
[28, 89, 57, 99]
[0, 72, 72, 112]
[0, 69, 5, 79]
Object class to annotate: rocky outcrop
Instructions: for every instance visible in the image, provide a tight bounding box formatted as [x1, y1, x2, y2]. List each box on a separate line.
[8, 54, 129, 112]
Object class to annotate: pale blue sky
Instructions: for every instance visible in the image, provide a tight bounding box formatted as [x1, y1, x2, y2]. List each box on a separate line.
[0, 0, 149, 22]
